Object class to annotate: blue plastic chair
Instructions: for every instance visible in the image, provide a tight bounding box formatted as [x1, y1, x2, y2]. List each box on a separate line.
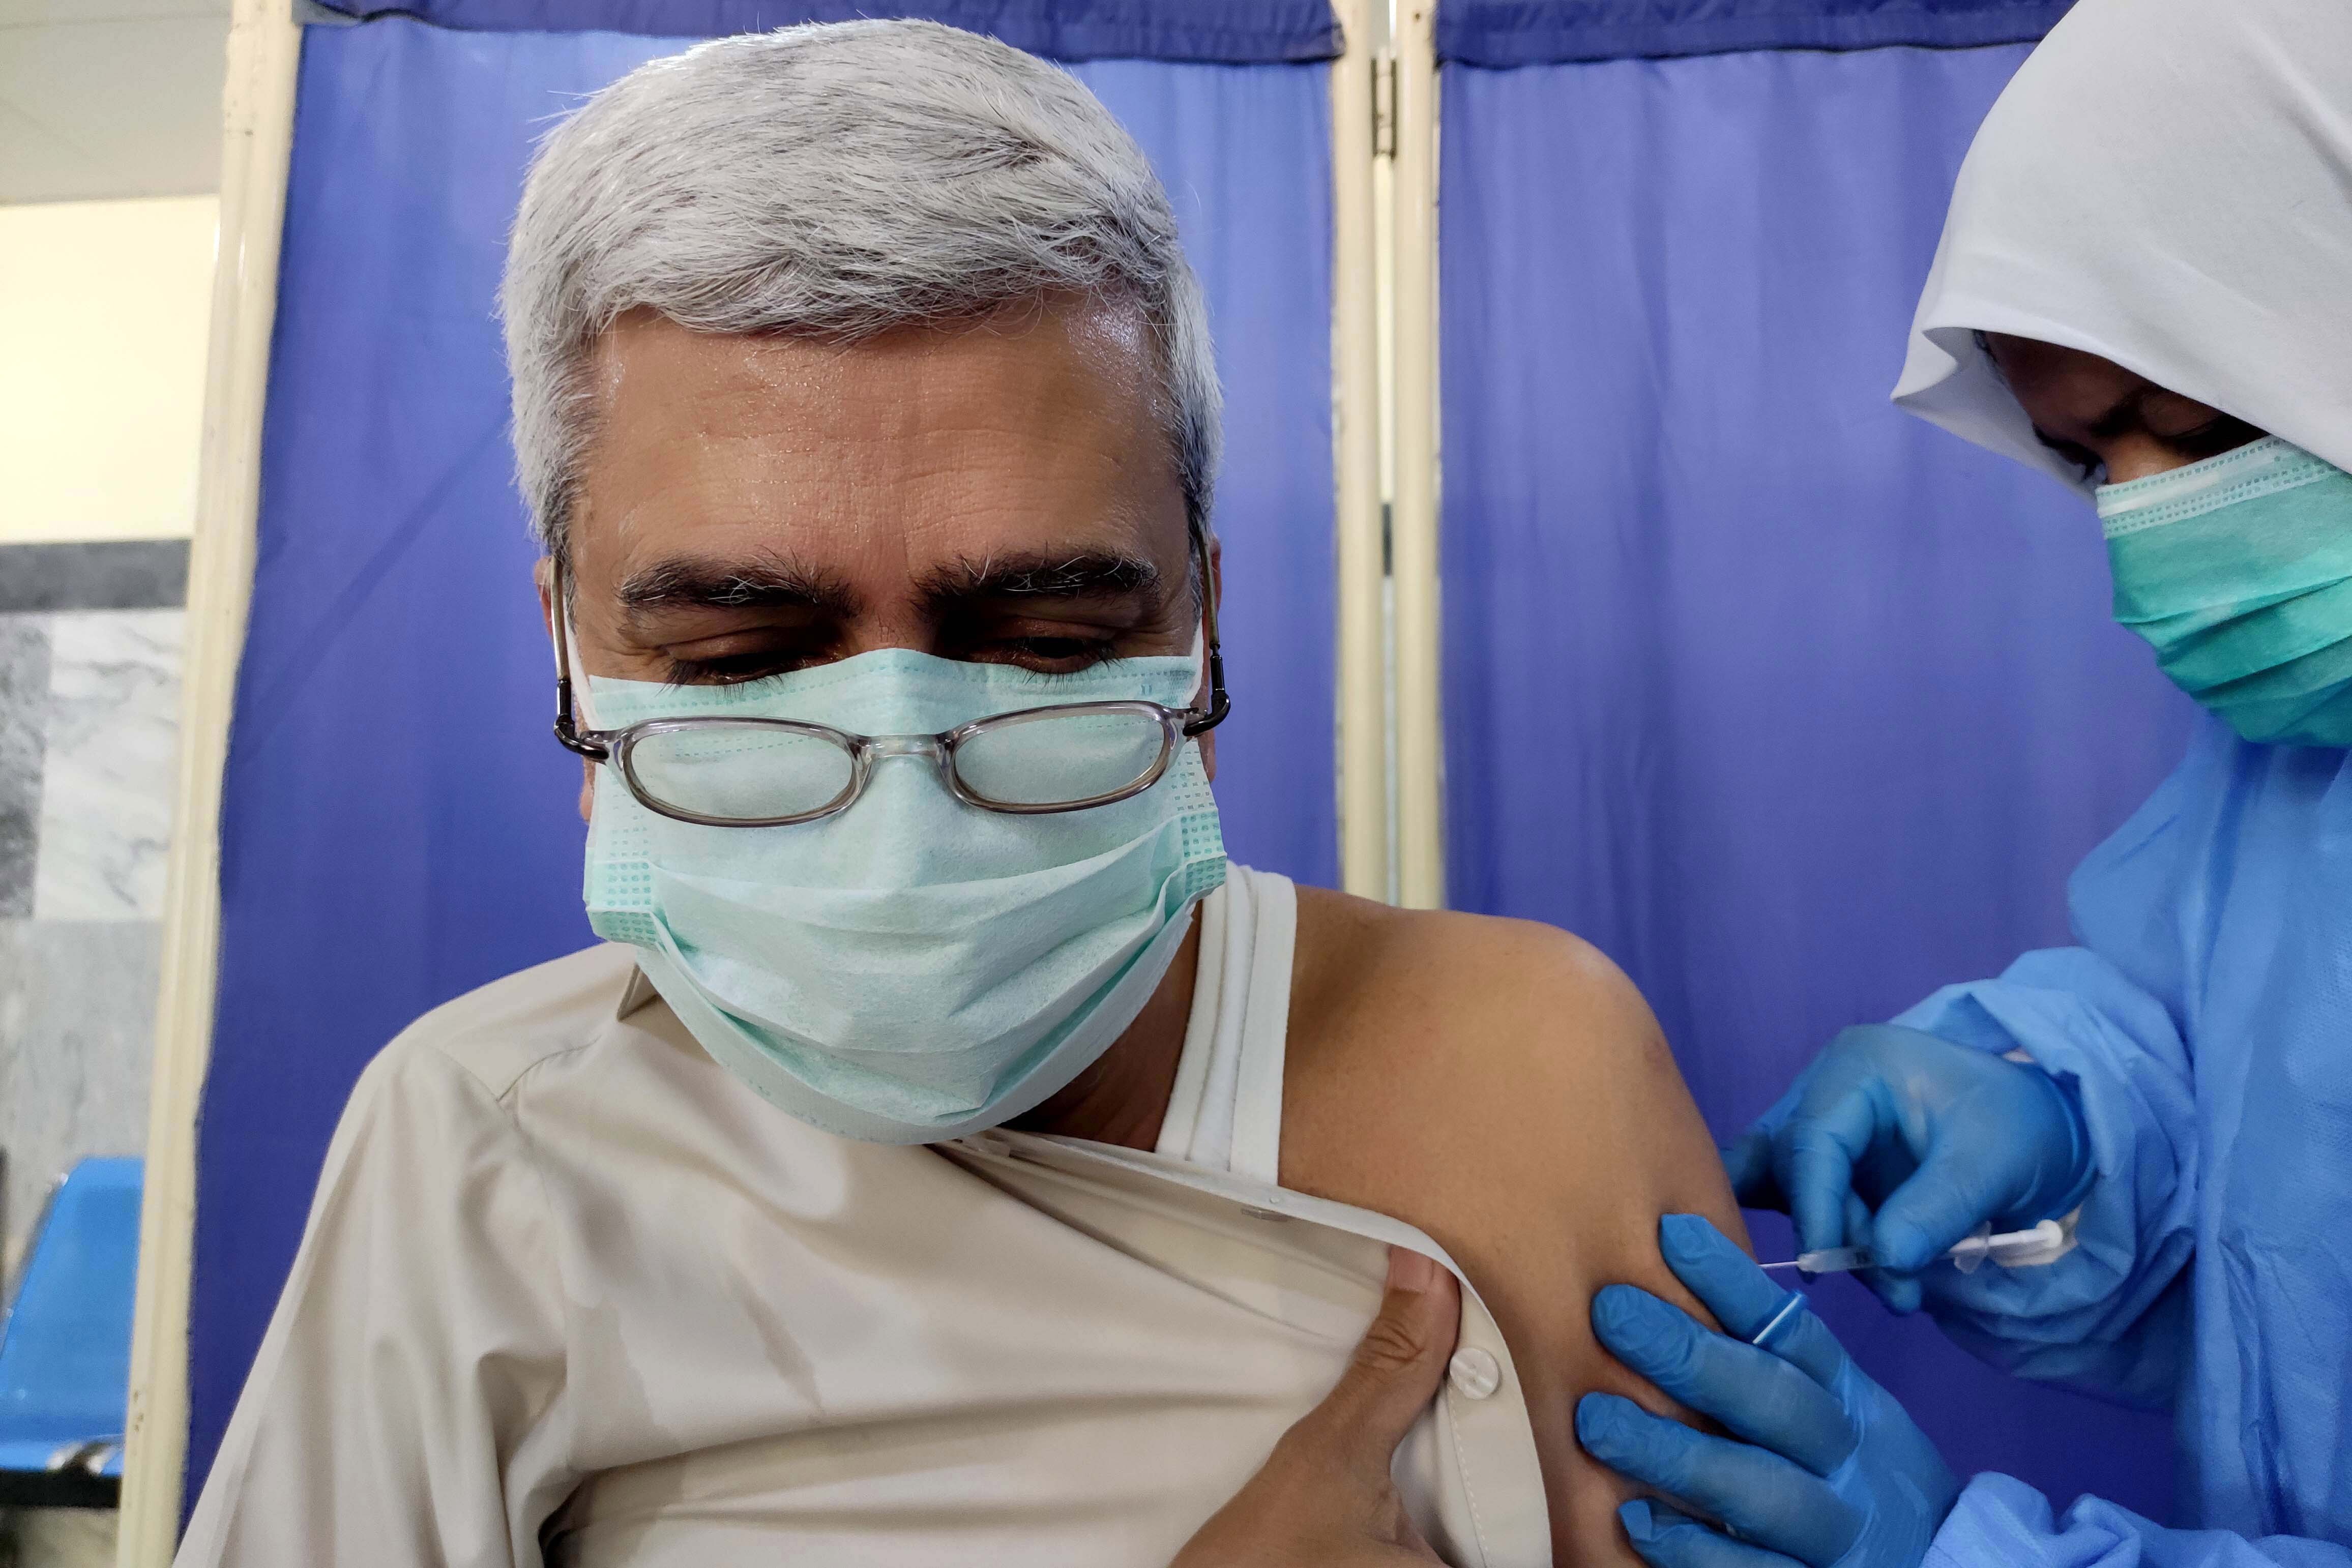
[0, 1158, 142, 1506]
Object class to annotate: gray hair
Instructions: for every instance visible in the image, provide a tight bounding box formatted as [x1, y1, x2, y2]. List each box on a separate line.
[500, 19, 1221, 566]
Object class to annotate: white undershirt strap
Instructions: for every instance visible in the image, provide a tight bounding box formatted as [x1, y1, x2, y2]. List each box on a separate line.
[1154, 866, 1296, 1184]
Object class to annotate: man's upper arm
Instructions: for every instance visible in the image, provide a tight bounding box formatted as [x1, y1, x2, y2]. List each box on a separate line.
[1284, 903, 1745, 1568]
[176, 1041, 572, 1568]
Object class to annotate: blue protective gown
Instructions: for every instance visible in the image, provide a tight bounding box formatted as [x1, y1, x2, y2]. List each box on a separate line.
[1892, 716, 2352, 1568]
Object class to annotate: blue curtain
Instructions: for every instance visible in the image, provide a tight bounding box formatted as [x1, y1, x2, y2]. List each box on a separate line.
[191, 13, 1334, 1506]
[1439, 0, 2072, 63]
[315, 0, 1343, 60]
[1437, 41, 2191, 1519]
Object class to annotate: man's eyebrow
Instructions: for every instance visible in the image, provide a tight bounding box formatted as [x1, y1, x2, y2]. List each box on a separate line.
[613, 556, 858, 619]
[919, 550, 1164, 609]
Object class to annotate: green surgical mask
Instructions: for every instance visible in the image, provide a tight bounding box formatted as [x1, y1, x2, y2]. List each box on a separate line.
[580, 647, 1227, 1144]
[2098, 437, 2352, 748]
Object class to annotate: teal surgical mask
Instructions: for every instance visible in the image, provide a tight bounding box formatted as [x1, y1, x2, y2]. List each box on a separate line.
[580, 648, 1227, 1143]
[2098, 437, 2352, 748]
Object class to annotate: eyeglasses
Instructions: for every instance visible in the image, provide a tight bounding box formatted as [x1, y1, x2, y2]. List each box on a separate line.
[548, 531, 1230, 829]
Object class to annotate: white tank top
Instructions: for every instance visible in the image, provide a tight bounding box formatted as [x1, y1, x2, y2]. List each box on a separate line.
[1154, 865, 1297, 1182]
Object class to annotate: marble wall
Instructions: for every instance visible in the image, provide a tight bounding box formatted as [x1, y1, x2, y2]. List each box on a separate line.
[0, 541, 186, 1279]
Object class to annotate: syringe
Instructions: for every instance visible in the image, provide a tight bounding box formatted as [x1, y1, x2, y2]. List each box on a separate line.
[1759, 1218, 2069, 1276]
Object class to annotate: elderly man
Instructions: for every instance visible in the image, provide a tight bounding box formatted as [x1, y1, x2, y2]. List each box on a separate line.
[180, 21, 1741, 1567]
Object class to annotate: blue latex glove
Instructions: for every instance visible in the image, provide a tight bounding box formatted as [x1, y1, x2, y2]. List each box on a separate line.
[1720, 1024, 2093, 1312]
[1576, 1215, 1962, 1568]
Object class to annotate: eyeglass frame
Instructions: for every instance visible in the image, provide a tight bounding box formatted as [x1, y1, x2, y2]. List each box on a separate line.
[547, 527, 1231, 829]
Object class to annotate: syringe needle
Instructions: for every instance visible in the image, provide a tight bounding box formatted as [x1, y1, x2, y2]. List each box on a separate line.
[1758, 1220, 2070, 1276]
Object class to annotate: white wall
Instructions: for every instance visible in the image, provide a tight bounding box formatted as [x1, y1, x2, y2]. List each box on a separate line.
[0, 195, 217, 545]
[1, 195, 211, 1279]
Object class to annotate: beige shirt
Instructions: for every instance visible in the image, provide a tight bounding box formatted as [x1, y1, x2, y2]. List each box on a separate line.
[178, 869, 1551, 1567]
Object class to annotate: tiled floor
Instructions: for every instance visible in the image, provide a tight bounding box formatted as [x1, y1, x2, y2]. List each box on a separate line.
[0, 541, 186, 1277]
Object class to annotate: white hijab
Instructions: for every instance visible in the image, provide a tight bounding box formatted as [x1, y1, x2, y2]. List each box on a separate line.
[1892, 0, 2352, 490]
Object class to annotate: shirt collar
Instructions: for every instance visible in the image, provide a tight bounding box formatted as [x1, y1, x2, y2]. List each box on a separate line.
[616, 961, 663, 1021]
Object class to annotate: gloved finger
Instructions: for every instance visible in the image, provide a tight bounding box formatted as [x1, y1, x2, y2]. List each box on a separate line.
[1592, 1285, 1856, 1475]
[1841, 1190, 1874, 1254]
[1575, 1394, 1861, 1568]
[1838, 1189, 1932, 1314]
[1619, 1501, 1808, 1568]
[1656, 1216, 1850, 1390]
[1771, 1083, 1888, 1255]
[1658, 1214, 1801, 1337]
[1866, 1136, 2016, 1273]
[1721, 1131, 1784, 1211]
[1858, 1265, 1924, 1316]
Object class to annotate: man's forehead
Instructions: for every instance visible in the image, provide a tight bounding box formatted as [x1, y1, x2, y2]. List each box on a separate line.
[572, 301, 1188, 583]
[588, 298, 1161, 425]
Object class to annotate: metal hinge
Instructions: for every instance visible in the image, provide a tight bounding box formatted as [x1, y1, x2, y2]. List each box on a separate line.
[1372, 54, 1397, 159]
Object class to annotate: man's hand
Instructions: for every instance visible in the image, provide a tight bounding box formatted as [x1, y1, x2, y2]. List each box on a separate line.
[1171, 1247, 1460, 1567]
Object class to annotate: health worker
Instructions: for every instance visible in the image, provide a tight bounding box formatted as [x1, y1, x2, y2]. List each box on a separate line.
[1571, 2, 2352, 1566]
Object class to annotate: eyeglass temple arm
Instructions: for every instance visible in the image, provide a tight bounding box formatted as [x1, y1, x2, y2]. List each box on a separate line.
[548, 553, 610, 761]
[1184, 646, 1230, 735]
[1183, 528, 1231, 736]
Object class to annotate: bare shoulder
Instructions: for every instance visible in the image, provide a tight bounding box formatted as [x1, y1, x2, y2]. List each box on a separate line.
[1283, 889, 1699, 1198]
[1281, 887, 1743, 1566]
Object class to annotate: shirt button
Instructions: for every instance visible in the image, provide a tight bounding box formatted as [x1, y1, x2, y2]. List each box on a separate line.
[1448, 1347, 1501, 1400]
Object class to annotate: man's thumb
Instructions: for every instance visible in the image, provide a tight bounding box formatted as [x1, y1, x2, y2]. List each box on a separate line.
[1298, 1248, 1463, 1470]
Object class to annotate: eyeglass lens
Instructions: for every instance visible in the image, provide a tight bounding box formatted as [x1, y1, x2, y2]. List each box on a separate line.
[623, 705, 1173, 823]
[627, 725, 858, 822]
[952, 707, 1170, 808]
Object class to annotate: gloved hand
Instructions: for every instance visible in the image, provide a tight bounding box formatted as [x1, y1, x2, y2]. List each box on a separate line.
[1576, 1215, 1961, 1568]
[1170, 1247, 1457, 1566]
[1721, 1023, 2091, 1312]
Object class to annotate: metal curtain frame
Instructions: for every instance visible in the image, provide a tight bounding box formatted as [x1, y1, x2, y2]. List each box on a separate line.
[1389, 0, 1444, 908]
[115, 0, 302, 1561]
[121, 4, 1416, 1557]
[1335, 0, 1445, 911]
[1331, 0, 1393, 902]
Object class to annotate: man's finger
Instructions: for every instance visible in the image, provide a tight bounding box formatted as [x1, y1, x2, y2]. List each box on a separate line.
[1619, 1501, 1807, 1568]
[1590, 1284, 1855, 1475]
[1576, 1394, 1860, 1568]
[1290, 1247, 1461, 1474]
